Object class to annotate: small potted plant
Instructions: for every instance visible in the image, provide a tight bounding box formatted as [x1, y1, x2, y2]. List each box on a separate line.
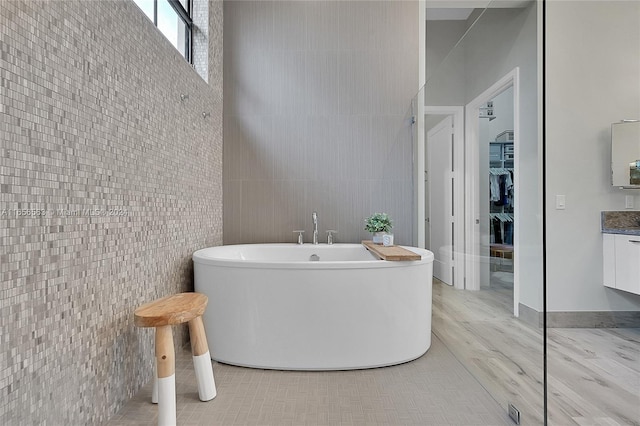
[364, 212, 393, 244]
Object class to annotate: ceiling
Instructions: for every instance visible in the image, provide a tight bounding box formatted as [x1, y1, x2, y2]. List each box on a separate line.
[426, 8, 474, 21]
[426, 0, 531, 21]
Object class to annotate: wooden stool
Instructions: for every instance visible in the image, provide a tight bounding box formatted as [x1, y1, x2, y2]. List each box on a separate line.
[490, 244, 514, 272]
[135, 293, 216, 426]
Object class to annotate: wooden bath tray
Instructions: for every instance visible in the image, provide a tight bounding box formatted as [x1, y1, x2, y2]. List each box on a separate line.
[362, 240, 421, 261]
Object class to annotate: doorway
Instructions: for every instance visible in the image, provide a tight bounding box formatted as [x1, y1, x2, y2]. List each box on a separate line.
[465, 69, 520, 316]
[424, 106, 464, 290]
[481, 87, 515, 313]
[427, 116, 453, 285]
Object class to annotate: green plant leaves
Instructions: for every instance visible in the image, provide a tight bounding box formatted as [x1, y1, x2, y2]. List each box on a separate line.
[364, 212, 393, 233]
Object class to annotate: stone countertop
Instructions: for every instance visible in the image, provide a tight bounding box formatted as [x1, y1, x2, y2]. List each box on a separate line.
[601, 211, 640, 235]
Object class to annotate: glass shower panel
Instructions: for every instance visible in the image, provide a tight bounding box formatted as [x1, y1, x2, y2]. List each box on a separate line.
[545, 1, 640, 424]
[420, 1, 545, 423]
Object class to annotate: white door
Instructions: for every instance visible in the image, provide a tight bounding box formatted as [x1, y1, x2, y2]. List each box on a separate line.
[427, 116, 454, 285]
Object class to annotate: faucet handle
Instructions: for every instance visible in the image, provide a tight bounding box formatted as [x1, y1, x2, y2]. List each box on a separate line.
[293, 230, 305, 245]
[326, 230, 337, 245]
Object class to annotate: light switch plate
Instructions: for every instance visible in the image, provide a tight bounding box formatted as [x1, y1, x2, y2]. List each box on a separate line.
[625, 195, 634, 209]
[556, 195, 566, 210]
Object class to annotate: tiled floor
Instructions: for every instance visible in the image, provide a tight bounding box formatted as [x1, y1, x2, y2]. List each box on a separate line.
[107, 334, 510, 426]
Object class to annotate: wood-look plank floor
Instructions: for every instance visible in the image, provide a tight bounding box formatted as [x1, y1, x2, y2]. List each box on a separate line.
[433, 277, 640, 426]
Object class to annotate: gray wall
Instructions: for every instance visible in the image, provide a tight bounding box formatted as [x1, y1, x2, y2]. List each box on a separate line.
[424, 23, 466, 107]
[223, 0, 418, 245]
[546, 0, 640, 312]
[0, 0, 223, 423]
[425, 20, 467, 83]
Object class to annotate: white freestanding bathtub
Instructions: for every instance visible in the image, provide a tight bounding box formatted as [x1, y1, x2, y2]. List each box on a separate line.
[193, 243, 434, 370]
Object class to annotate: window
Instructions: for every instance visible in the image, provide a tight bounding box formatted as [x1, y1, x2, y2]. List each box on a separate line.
[133, 0, 192, 62]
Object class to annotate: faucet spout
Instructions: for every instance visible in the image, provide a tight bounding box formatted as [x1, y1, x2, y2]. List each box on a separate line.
[312, 211, 319, 245]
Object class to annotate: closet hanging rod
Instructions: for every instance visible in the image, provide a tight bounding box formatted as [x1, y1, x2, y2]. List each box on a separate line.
[489, 167, 513, 175]
[490, 213, 514, 222]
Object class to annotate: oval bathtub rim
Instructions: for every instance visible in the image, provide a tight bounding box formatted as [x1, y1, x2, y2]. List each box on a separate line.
[192, 243, 434, 270]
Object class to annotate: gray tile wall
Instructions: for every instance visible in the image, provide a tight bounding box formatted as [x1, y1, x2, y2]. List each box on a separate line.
[223, 1, 418, 245]
[0, 0, 223, 424]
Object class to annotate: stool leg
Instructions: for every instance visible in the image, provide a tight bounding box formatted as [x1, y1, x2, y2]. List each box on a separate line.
[188, 316, 216, 401]
[155, 325, 176, 426]
[151, 362, 158, 404]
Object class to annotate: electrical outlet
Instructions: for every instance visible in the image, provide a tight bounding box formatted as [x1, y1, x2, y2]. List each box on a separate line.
[508, 403, 521, 425]
[625, 195, 634, 209]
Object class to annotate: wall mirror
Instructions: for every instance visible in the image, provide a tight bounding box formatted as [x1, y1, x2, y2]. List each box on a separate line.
[611, 121, 640, 188]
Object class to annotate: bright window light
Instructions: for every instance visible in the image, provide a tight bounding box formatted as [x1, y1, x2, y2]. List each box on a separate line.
[132, 0, 192, 62]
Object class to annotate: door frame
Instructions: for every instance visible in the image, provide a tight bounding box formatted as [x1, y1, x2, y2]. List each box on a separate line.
[424, 106, 464, 290]
[415, 0, 426, 249]
[464, 68, 520, 316]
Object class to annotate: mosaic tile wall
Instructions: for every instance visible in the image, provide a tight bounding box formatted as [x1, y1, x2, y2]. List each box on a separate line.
[0, 0, 223, 424]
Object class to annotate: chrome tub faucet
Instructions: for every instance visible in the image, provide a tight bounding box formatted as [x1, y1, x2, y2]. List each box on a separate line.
[312, 211, 319, 245]
[293, 230, 305, 245]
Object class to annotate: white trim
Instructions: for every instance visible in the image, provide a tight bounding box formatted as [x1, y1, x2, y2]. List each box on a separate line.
[416, 0, 426, 247]
[513, 70, 521, 318]
[536, 0, 544, 318]
[416, 110, 426, 248]
[424, 106, 465, 289]
[464, 68, 520, 317]
[419, 1, 425, 90]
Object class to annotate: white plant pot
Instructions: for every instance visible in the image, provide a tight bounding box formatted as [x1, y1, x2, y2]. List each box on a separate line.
[372, 232, 386, 244]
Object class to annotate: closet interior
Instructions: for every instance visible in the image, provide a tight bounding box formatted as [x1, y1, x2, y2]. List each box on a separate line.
[489, 130, 514, 271]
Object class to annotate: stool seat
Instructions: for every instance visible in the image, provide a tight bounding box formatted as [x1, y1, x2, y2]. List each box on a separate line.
[490, 244, 514, 273]
[135, 293, 208, 327]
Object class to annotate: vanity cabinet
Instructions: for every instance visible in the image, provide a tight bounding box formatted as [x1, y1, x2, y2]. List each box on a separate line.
[603, 233, 640, 295]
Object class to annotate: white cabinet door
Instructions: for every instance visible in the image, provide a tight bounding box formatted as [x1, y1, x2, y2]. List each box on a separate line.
[603, 234, 616, 289]
[614, 235, 640, 295]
